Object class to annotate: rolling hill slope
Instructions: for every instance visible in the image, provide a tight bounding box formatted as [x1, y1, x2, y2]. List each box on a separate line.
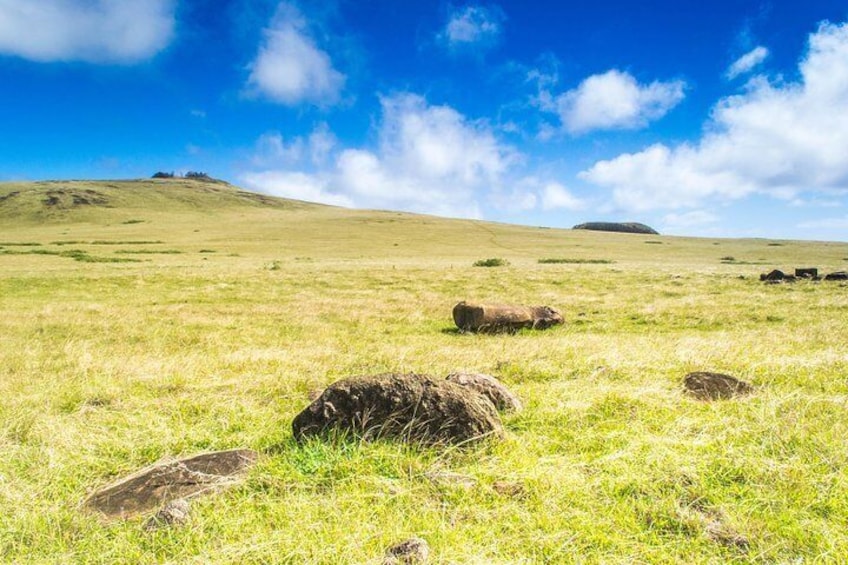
[1, 177, 846, 270]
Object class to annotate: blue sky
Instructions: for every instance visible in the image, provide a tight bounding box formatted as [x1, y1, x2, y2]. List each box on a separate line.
[2, 1, 848, 241]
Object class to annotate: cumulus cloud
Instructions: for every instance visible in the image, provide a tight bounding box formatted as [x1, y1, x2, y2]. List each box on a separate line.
[545, 69, 685, 134]
[246, 3, 345, 106]
[241, 93, 520, 217]
[439, 5, 505, 51]
[0, 0, 175, 63]
[240, 170, 353, 207]
[580, 21, 848, 212]
[541, 182, 585, 211]
[726, 46, 769, 79]
[252, 123, 337, 167]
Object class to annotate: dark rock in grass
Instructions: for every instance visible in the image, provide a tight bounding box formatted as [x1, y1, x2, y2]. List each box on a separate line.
[684, 372, 754, 401]
[795, 268, 818, 279]
[760, 269, 785, 282]
[292, 373, 503, 445]
[761, 269, 797, 283]
[492, 480, 527, 498]
[384, 537, 430, 564]
[573, 222, 659, 235]
[143, 499, 190, 531]
[446, 372, 523, 412]
[85, 449, 258, 520]
[825, 271, 848, 281]
[452, 301, 563, 333]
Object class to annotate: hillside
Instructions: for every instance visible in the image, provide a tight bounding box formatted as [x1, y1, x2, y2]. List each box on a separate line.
[2, 178, 846, 270]
[0, 177, 318, 222]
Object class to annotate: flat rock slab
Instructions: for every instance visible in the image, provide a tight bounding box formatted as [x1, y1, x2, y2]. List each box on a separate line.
[292, 373, 503, 445]
[85, 449, 258, 519]
[446, 372, 522, 412]
[684, 372, 754, 400]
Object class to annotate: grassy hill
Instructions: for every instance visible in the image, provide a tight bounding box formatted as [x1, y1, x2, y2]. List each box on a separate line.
[1, 179, 847, 563]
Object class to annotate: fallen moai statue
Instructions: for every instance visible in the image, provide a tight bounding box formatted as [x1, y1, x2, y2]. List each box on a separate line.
[292, 373, 504, 445]
[85, 449, 258, 520]
[452, 301, 563, 333]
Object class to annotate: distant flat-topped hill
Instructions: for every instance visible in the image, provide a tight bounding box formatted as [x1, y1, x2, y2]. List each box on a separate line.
[573, 222, 659, 235]
[0, 177, 321, 223]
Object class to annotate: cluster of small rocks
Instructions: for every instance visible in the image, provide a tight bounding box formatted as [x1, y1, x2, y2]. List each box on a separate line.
[760, 267, 848, 283]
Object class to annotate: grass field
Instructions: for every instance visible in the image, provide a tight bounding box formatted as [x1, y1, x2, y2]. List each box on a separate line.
[1, 179, 847, 564]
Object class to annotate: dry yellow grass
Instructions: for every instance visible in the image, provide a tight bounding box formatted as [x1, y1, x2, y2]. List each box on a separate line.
[1, 179, 847, 563]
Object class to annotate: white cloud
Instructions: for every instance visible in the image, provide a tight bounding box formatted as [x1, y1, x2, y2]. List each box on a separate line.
[662, 210, 719, 229]
[541, 182, 585, 211]
[252, 123, 337, 168]
[796, 215, 848, 230]
[726, 46, 769, 79]
[241, 93, 520, 217]
[547, 70, 685, 134]
[246, 3, 345, 106]
[580, 21, 848, 212]
[0, 0, 174, 63]
[240, 170, 353, 207]
[439, 5, 504, 50]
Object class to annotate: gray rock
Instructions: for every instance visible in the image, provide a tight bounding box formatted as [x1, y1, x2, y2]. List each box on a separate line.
[446, 372, 522, 412]
[384, 537, 430, 564]
[292, 373, 503, 445]
[85, 449, 258, 520]
[143, 499, 190, 531]
[684, 372, 753, 401]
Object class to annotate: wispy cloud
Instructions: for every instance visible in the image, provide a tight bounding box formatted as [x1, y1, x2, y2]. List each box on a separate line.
[246, 2, 345, 106]
[438, 5, 505, 52]
[726, 46, 769, 79]
[579, 22, 848, 213]
[543, 70, 685, 134]
[662, 210, 719, 230]
[0, 0, 175, 63]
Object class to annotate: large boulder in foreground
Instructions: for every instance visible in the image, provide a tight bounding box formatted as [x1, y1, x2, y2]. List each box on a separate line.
[684, 372, 754, 400]
[85, 449, 258, 520]
[292, 373, 503, 445]
[452, 301, 563, 333]
[573, 222, 659, 235]
[446, 372, 522, 412]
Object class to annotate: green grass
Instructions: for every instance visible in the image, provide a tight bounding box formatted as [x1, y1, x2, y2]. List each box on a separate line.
[538, 258, 614, 264]
[473, 257, 509, 267]
[1, 179, 847, 563]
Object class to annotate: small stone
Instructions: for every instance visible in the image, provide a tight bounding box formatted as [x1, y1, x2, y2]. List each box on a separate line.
[143, 499, 190, 531]
[492, 480, 527, 498]
[684, 372, 753, 401]
[384, 537, 430, 564]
